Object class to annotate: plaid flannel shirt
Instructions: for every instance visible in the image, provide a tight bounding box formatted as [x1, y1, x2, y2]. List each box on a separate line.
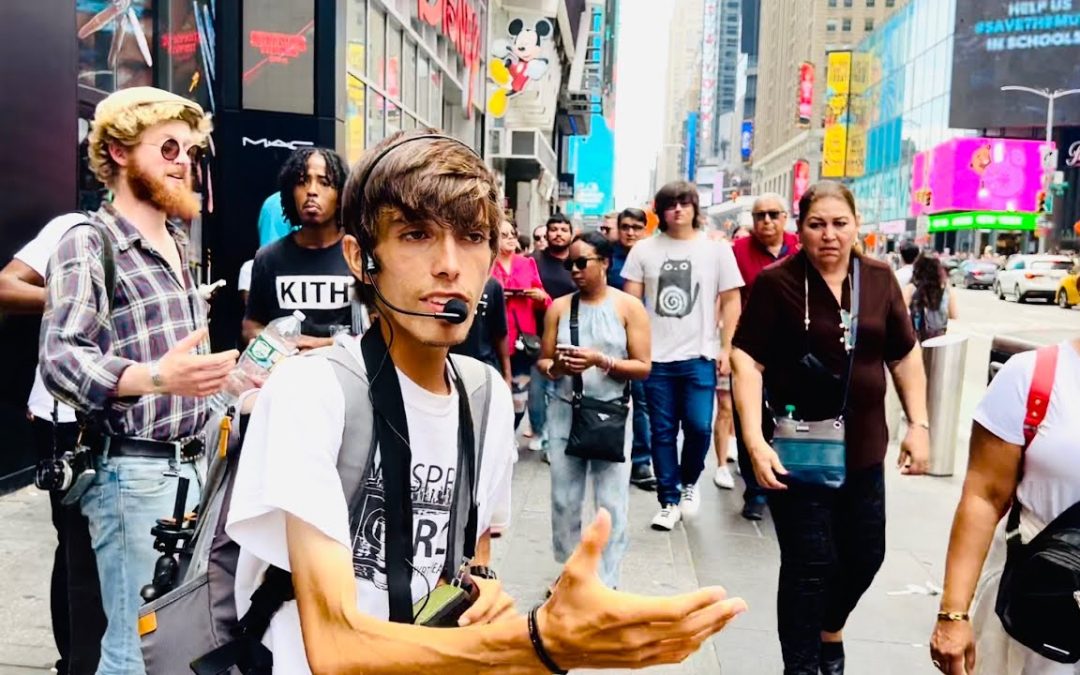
[39, 203, 211, 441]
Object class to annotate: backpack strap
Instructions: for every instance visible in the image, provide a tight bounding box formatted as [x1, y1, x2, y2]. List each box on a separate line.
[69, 213, 116, 311]
[446, 355, 493, 578]
[1004, 345, 1059, 548]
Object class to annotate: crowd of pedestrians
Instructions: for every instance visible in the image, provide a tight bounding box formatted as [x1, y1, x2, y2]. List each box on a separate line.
[1, 85, 1075, 675]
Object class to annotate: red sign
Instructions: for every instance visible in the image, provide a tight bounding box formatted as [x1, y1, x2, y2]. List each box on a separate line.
[418, 0, 483, 109]
[792, 159, 811, 217]
[797, 62, 814, 128]
[249, 31, 308, 64]
[162, 31, 199, 58]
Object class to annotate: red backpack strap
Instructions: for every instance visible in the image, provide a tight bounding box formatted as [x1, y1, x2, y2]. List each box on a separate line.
[1023, 345, 1059, 449]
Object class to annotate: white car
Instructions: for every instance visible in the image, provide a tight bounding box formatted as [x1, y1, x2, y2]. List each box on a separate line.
[994, 254, 1074, 303]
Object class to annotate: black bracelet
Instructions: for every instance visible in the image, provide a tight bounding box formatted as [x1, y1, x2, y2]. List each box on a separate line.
[527, 605, 567, 674]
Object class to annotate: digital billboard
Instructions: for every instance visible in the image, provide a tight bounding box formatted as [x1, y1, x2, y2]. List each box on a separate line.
[950, 0, 1080, 128]
[910, 137, 1050, 216]
[565, 113, 615, 218]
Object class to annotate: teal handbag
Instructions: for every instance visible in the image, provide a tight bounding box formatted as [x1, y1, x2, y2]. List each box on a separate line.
[770, 258, 860, 489]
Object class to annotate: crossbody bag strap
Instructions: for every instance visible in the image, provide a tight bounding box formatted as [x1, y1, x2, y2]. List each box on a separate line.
[1005, 344, 1059, 548]
[837, 257, 861, 421]
[359, 327, 415, 623]
[570, 294, 583, 406]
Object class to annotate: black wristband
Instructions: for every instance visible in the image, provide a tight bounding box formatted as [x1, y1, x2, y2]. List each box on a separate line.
[527, 605, 567, 674]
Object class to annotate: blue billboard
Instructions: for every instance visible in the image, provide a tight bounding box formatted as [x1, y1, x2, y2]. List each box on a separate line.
[685, 112, 699, 181]
[740, 119, 753, 161]
[565, 113, 615, 217]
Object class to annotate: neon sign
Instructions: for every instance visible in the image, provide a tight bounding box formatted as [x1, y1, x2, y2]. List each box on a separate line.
[249, 31, 308, 64]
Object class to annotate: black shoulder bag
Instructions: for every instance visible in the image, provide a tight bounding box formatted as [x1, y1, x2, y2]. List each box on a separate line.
[994, 345, 1080, 664]
[565, 294, 629, 463]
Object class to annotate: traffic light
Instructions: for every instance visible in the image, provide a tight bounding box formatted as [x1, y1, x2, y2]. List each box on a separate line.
[1036, 190, 1047, 214]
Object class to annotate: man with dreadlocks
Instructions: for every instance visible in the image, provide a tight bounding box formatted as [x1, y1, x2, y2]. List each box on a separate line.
[243, 147, 355, 349]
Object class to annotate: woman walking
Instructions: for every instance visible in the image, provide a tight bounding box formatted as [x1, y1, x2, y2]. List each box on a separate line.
[903, 255, 958, 342]
[930, 336, 1080, 675]
[536, 232, 651, 588]
[491, 219, 549, 429]
[731, 181, 931, 674]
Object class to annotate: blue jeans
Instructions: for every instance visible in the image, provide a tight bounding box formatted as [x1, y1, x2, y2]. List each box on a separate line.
[644, 358, 717, 507]
[547, 398, 632, 588]
[80, 455, 202, 675]
[528, 364, 550, 438]
[630, 380, 651, 467]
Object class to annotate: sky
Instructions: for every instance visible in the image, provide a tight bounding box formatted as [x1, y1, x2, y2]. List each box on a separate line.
[612, 1, 675, 208]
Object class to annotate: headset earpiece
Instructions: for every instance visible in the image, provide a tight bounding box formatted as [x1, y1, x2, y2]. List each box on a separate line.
[364, 253, 379, 274]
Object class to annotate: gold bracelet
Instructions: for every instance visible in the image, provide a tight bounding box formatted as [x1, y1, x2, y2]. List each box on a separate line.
[936, 611, 970, 622]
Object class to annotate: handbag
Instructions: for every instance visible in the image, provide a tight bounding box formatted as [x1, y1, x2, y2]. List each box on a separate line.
[769, 257, 860, 489]
[994, 345, 1080, 664]
[565, 294, 629, 463]
[510, 309, 541, 360]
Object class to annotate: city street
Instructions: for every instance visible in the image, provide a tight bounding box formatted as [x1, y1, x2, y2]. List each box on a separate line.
[0, 289, 1078, 674]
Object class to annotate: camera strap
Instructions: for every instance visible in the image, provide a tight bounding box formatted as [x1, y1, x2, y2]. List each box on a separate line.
[360, 327, 479, 623]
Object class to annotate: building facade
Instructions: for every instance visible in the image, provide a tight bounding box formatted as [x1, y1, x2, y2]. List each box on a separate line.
[655, 0, 704, 188]
[751, 0, 908, 201]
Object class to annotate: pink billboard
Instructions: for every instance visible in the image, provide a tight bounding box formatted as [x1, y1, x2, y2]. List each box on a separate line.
[910, 137, 1051, 216]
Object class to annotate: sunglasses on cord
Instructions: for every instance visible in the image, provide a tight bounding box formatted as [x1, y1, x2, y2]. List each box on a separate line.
[142, 138, 202, 163]
[562, 256, 603, 271]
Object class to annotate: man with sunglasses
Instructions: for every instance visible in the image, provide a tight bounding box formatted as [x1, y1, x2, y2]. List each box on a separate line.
[622, 182, 744, 532]
[39, 87, 240, 673]
[606, 208, 657, 491]
[729, 193, 800, 520]
[243, 147, 354, 348]
[599, 212, 620, 243]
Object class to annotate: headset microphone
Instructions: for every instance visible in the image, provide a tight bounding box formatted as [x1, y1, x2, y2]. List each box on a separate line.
[364, 257, 470, 325]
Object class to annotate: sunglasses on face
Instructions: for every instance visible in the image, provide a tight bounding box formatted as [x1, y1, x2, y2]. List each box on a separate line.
[143, 138, 202, 163]
[563, 256, 602, 271]
[752, 210, 785, 221]
[599, 225, 611, 234]
[619, 222, 645, 232]
[664, 199, 694, 212]
[533, 235, 543, 242]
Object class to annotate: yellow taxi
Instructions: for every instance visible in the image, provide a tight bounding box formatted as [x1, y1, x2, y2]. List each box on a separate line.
[1058, 268, 1080, 309]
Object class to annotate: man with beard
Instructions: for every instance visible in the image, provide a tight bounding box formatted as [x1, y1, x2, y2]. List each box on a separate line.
[243, 148, 354, 348]
[39, 87, 239, 673]
[729, 193, 800, 521]
[524, 214, 576, 451]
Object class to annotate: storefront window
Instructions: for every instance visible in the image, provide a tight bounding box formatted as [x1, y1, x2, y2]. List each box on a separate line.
[347, 75, 367, 164]
[429, 69, 442, 128]
[346, 0, 367, 78]
[241, 0, 314, 114]
[160, 0, 215, 112]
[403, 42, 417, 113]
[367, 80, 385, 146]
[417, 56, 430, 125]
[368, 7, 386, 92]
[402, 113, 415, 131]
[386, 23, 403, 134]
[78, 0, 156, 93]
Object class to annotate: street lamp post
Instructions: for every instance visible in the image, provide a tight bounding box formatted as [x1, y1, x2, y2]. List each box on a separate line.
[1000, 85, 1080, 252]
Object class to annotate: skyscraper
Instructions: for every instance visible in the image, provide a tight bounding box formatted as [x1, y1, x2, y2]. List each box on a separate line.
[655, 0, 705, 188]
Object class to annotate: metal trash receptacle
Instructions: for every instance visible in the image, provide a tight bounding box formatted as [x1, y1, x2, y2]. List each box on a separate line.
[922, 334, 968, 476]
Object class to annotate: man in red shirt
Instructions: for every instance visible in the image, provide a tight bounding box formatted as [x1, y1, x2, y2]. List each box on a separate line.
[728, 194, 800, 520]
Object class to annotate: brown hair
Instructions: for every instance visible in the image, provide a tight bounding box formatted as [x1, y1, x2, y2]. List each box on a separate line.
[796, 180, 857, 227]
[654, 181, 701, 231]
[341, 130, 502, 258]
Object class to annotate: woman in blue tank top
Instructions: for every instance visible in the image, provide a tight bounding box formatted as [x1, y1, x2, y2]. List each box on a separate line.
[535, 232, 652, 588]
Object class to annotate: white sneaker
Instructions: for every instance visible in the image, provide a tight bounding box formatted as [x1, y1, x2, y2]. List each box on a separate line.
[651, 504, 682, 531]
[713, 465, 735, 490]
[680, 484, 701, 518]
[528, 436, 544, 452]
[727, 438, 738, 462]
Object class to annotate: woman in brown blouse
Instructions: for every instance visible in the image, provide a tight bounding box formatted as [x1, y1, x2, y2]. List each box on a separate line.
[732, 181, 932, 675]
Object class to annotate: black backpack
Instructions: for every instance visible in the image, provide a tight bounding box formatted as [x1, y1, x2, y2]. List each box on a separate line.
[994, 345, 1080, 663]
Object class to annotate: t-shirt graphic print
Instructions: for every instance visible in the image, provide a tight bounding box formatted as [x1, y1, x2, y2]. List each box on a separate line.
[656, 257, 700, 318]
[351, 456, 458, 588]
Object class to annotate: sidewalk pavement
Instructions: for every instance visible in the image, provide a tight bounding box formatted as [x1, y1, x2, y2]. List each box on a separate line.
[0, 336, 992, 674]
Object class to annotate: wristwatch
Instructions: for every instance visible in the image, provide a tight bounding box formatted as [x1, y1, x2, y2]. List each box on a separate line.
[936, 610, 970, 622]
[469, 565, 498, 580]
[149, 360, 165, 392]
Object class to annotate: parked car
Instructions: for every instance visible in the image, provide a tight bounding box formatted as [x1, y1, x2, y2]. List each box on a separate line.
[1057, 269, 1080, 309]
[993, 254, 1074, 303]
[949, 260, 998, 289]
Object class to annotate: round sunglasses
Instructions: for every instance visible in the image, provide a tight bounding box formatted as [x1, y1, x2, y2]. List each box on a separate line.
[142, 138, 202, 163]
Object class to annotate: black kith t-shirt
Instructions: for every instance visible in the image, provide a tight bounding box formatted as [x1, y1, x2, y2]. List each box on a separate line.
[246, 234, 356, 337]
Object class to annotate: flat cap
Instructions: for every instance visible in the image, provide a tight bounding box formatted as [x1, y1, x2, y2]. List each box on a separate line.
[94, 86, 205, 119]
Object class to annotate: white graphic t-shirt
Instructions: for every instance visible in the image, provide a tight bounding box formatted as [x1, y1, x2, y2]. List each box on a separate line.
[16, 214, 85, 423]
[621, 232, 744, 362]
[226, 337, 515, 674]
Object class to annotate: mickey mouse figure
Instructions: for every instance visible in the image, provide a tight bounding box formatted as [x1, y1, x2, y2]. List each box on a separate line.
[487, 18, 552, 118]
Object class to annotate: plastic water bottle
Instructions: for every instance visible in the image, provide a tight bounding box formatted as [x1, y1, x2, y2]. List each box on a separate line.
[211, 310, 306, 412]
